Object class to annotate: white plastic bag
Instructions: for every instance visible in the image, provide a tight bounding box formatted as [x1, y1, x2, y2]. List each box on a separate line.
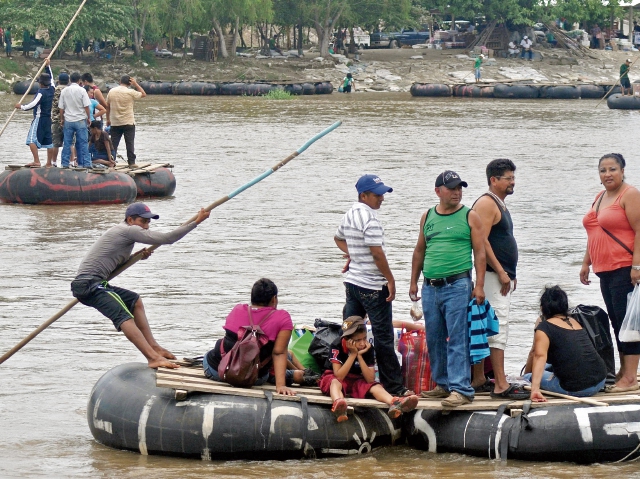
[620, 284, 640, 342]
[410, 300, 423, 321]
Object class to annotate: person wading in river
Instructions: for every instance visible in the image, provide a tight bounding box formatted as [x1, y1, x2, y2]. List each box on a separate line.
[71, 203, 210, 369]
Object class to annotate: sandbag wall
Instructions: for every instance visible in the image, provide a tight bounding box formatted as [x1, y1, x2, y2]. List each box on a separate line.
[411, 83, 619, 100]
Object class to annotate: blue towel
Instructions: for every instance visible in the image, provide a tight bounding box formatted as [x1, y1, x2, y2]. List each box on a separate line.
[468, 299, 499, 365]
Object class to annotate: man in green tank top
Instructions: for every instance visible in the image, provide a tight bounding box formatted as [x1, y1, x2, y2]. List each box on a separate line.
[409, 170, 486, 407]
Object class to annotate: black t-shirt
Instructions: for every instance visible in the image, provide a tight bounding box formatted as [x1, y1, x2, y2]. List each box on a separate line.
[323, 336, 375, 375]
[536, 320, 606, 392]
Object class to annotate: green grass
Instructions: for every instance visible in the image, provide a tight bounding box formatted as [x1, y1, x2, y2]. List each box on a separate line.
[0, 57, 28, 76]
[263, 89, 294, 100]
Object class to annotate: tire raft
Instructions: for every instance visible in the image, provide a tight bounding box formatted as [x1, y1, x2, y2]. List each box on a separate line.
[579, 85, 605, 99]
[493, 83, 540, 99]
[314, 82, 334, 94]
[88, 363, 401, 461]
[0, 168, 137, 205]
[172, 82, 219, 95]
[539, 85, 580, 99]
[607, 93, 640, 109]
[133, 167, 176, 197]
[452, 85, 495, 98]
[405, 406, 640, 464]
[139, 81, 174, 95]
[12, 81, 39, 95]
[410, 83, 452, 97]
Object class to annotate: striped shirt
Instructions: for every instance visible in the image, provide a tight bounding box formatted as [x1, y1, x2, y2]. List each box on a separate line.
[335, 202, 388, 290]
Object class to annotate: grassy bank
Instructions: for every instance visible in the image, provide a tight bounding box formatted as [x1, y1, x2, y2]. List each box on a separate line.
[0, 58, 29, 92]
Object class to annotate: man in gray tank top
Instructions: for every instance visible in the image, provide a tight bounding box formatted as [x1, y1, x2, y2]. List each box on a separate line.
[470, 159, 528, 399]
[71, 202, 209, 369]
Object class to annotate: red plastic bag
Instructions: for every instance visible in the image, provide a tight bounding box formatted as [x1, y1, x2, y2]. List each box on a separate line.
[398, 329, 434, 394]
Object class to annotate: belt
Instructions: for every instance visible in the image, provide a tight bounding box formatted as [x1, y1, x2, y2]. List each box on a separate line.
[424, 270, 471, 287]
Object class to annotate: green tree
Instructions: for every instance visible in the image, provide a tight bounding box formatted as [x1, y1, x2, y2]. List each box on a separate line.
[304, 0, 349, 56]
[2, 0, 133, 54]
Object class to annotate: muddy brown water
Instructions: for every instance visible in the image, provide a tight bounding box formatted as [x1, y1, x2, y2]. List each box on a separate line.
[1, 93, 640, 477]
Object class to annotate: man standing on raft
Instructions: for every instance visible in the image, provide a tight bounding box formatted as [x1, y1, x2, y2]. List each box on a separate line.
[71, 203, 210, 369]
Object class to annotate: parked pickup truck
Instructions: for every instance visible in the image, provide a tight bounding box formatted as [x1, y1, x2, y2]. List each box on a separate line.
[370, 29, 430, 48]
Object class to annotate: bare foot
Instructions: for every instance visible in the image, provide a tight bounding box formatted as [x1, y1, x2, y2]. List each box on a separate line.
[45, 163, 53, 168]
[152, 345, 176, 360]
[148, 357, 179, 369]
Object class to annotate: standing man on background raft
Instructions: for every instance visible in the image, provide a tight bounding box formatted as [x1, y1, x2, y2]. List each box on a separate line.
[71, 203, 210, 369]
[620, 59, 632, 96]
[470, 159, 529, 400]
[106, 75, 146, 166]
[410, 171, 486, 407]
[334, 174, 411, 397]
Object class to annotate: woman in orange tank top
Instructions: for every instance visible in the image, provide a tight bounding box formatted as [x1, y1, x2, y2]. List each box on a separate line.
[581, 153, 640, 393]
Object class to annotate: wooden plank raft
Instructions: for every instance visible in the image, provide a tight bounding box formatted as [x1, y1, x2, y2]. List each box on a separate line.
[156, 365, 640, 412]
[114, 162, 174, 176]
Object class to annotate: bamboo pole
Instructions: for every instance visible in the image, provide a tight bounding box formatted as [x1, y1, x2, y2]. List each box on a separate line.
[0, 121, 342, 366]
[0, 0, 89, 139]
[524, 386, 608, 407]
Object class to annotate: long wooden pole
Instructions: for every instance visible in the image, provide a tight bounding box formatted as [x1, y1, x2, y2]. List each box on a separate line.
[524, 386, 608, 407]
[596, 55, 640, 108]
[0, 0, 89, 139]
[0, 121, 342, 366]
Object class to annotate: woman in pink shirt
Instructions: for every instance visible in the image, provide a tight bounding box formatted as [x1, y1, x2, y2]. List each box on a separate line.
[203, 278, 295, 396]
[581, 153, 640, 393]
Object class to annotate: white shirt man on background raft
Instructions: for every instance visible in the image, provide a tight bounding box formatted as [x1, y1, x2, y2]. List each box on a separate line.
[106, 75, 146, 166]
[58, 71, 91, 168]
[334, 174, 410, 397]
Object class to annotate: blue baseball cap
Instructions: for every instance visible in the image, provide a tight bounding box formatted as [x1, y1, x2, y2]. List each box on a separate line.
[125, 202, 159, 219]
[355, 174, 393, 195]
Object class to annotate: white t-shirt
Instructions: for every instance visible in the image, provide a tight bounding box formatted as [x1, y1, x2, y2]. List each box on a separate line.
[521, 38, 532, 49]
[58, 83, 90, 122]
[335, 202, 388, 290]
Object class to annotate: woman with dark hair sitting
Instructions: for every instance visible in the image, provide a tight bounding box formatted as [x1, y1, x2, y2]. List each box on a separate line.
[88, 120, 116, 168]
[203, 278, 295, 396]
[524, 285, 606, 402]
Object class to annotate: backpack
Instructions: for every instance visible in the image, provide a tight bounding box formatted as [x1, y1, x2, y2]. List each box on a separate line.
[343, 77, 350, 88]
[308, 318, 343, 371]
[217, 308, 275, 387]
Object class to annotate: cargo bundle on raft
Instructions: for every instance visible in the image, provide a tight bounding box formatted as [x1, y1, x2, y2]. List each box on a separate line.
[87, 361, 640, 463]
[0, 162, 175, 205]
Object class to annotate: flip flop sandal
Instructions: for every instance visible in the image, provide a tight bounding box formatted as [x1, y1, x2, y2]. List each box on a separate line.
[473, 379, 493, 393]
[490, 384, 530, 400]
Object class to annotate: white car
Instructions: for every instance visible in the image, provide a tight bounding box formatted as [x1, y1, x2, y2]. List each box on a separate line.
[154, 49, 173, 58]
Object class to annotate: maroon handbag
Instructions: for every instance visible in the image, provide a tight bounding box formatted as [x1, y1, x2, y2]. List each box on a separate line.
[217, 308, 274, 387]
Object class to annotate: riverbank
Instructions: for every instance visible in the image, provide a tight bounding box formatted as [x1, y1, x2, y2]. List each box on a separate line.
[0, 47, 638, 94]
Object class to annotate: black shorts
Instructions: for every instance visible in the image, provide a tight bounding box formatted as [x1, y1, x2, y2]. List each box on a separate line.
[71, 279, 139, 331]
[621, 77, 631, 89]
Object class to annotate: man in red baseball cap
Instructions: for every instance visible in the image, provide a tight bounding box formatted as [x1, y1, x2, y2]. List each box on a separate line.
[71, 202, 209, 369]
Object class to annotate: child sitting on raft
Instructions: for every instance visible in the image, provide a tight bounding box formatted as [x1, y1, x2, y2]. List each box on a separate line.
[320, 316, 419, 422]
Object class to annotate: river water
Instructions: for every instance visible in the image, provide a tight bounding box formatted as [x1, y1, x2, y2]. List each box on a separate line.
[1, 92, 640, 477]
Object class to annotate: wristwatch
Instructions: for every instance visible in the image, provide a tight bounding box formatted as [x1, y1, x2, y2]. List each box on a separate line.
[632, 265, 640, 271]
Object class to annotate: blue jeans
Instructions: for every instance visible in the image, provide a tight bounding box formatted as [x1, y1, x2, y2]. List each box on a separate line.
[62, 120, 90, 168]
[202, 354, 268, 385]
[520, 49, 532, 60]
[343, 282, 404, 395]
[89, 143, 115, 161]
[524, 371, 605, 397]
[422, 278, 474, 398]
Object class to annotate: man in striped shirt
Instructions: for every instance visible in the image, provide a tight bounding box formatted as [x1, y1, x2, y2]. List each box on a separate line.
[334, 174, 407, 396]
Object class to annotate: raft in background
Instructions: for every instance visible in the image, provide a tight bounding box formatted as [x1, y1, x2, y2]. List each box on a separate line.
[0, 162, 175, 205]
[140, 80, 334, 96]
[607, 93, 640, 110]
[0, 167, 137, 204]
[88, 363, 401, 460]
[411, 82, 621, 100]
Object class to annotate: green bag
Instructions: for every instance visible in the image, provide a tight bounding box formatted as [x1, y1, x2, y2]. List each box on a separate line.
[289, 330, 321, 374]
